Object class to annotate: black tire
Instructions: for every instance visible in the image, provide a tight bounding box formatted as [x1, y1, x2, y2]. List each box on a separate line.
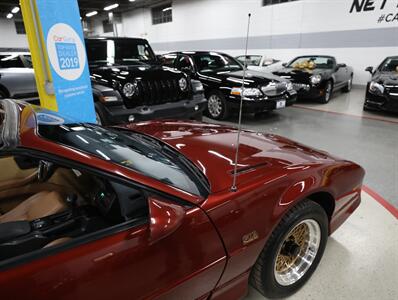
[206, 90, 229, 120]
[319, 80, 333, 104]
[250, 200, 328, 299]
[342, 75, 353, 93]
[0, 90, 6, 99]
[94, 102, 109, 126]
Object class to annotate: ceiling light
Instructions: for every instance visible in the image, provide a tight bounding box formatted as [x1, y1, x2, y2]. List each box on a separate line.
[162, 7, 172, 12]
[129, 0, 136, 2]
[6, 13, 13, 19]
[86, 11, 98, 17]
[11, 7, 20, 14]
[104, 3, 119, 11]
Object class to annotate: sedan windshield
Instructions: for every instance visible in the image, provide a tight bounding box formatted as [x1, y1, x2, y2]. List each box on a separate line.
[236, 55, 262, 66]
[39, 124, 205, 196]
[86, 39, 156, 65]
[193, 53, 243, 73]
[288, 56, 335, 69]
[379, 57, 398, 72]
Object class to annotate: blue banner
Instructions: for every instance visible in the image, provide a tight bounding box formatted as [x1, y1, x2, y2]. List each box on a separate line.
[35, 0, 96, 123]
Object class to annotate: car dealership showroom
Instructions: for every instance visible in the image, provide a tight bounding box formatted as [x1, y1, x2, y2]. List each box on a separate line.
[0, 0, 397, 299]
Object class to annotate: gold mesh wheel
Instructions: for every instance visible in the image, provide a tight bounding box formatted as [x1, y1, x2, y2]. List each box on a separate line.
[274, 219, 321, 286]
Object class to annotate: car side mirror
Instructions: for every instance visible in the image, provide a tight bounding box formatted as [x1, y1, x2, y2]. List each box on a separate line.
[282, 63, 287, 67]
[148, 196, 185, 244]
[337, 63, 346, 69]
[365, 66, 373, 74]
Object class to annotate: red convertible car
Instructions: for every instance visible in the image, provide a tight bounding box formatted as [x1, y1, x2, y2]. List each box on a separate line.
[0, 99, 364, 299]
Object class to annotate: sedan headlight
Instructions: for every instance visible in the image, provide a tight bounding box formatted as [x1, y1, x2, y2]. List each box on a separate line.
[123, 82, 138, 98]
[179, 77, 188, 91]
[231, 87, 263, 99]
[310, 75, 322, 85]
[369, 81, 384, 95]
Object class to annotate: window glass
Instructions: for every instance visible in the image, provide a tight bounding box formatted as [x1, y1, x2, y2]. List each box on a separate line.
[379, 58, 398, 72]
[288, 56, 335, 69]
[175, 55, 194, 72]
[0, 54, 24, 68]
[160, 54, 177, 67]
[152, 4, 173, 25]
[39, 124, 202, 196]
[86, 39, 156, 65]
[236, 55, 262, 66]
[193, 53, 243, 73]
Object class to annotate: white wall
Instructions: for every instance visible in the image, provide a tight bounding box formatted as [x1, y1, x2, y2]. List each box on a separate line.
[89, 0, 398, 85]
[0, 19, 28, 49]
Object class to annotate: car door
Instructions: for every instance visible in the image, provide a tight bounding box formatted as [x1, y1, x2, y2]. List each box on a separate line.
[0, 166, 227, 300]
[334, 60, 348, 88]
[0, 54, 37, 98]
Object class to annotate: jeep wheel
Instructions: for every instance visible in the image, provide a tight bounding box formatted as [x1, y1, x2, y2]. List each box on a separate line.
[207, 91, 229, 120]
[250, 200, 328, 299]
[94, 103, 109, 126]
[319, 81, 333, 104]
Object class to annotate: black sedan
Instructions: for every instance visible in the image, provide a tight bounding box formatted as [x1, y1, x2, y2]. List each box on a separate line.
[364, 56, 398, 113]
[273, 56, 354, 103]
[160, 51, 297, 120]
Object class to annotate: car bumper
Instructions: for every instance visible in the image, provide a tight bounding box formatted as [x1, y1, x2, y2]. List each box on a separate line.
[364, 92, 398, 113]
[228, 92, 297, 113]
[294, 84, 325, 100]
[99, 95, 207, 124]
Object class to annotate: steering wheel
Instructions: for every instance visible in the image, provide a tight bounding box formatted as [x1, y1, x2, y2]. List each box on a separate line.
[37, 160, 57, 182]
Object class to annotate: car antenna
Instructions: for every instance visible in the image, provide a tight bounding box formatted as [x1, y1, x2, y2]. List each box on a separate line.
[231, 13, 252, 193]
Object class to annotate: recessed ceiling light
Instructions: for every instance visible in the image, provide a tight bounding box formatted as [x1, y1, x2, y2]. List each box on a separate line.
[11, 7, 20, 14]
[129, 0, 136, 2]
[6, 13, 13, 19]
[86, 11, 98, 17]
[104, 3, 119, 11]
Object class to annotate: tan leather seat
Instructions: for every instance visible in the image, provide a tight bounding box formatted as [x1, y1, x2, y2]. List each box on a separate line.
[0, 191, 67, 223]
[43, 237, 72, 248]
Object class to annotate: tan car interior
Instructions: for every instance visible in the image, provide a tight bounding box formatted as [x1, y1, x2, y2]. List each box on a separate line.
[0, 155, 92, 248]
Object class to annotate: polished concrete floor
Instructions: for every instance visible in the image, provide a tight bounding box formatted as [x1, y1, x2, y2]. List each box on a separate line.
[204, 87, 398, 300]
[205, 87, 398, 208]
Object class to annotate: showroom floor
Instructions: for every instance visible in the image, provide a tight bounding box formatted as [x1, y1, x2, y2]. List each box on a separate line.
[205, 87, 398, 300]
[205, 87, 398, 208]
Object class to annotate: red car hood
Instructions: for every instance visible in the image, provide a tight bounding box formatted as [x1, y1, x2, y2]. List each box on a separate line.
[125, 121, 338, 193]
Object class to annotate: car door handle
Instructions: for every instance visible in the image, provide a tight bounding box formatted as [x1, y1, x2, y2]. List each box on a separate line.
[93, 252, 114, 262]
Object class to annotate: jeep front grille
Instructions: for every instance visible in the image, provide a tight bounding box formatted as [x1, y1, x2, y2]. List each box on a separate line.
[126, 79, 187, 108]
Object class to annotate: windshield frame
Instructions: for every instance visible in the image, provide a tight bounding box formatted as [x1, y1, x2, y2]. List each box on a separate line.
[287, 55, 336, 69]
[37, 123, 210, 197]
[85, 39, 157, 66]
[377, 56, 398, 72]
[193, 52, 244, 73]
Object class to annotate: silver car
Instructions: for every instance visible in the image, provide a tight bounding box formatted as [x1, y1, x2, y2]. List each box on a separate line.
[0, 52, 38, 101]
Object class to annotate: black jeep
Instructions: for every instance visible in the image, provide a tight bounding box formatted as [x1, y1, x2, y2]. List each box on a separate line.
[85, 38, 206, 125]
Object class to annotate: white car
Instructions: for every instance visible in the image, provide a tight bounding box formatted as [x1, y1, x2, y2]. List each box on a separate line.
[236, 55, 284, 73]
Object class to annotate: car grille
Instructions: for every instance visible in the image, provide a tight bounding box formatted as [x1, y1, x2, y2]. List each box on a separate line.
[126, 78, 187, 108]
[385, 85, 398, 97]
[292, 83, 310, 91]
[261, 82, 287, 97]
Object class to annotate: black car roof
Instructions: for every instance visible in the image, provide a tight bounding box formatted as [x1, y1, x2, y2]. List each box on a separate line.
[85, 37, 148, 43]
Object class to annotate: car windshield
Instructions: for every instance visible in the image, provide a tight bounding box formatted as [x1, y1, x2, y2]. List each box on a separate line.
[85, 39, 156, 65]
[288, 56, 335, 69]
[236, 55, 262, 66]
[193, 53, 243, 73]
[379, 57, 398, 72]
[39, 123, 204, 196]
[0, 54, 25, 68]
